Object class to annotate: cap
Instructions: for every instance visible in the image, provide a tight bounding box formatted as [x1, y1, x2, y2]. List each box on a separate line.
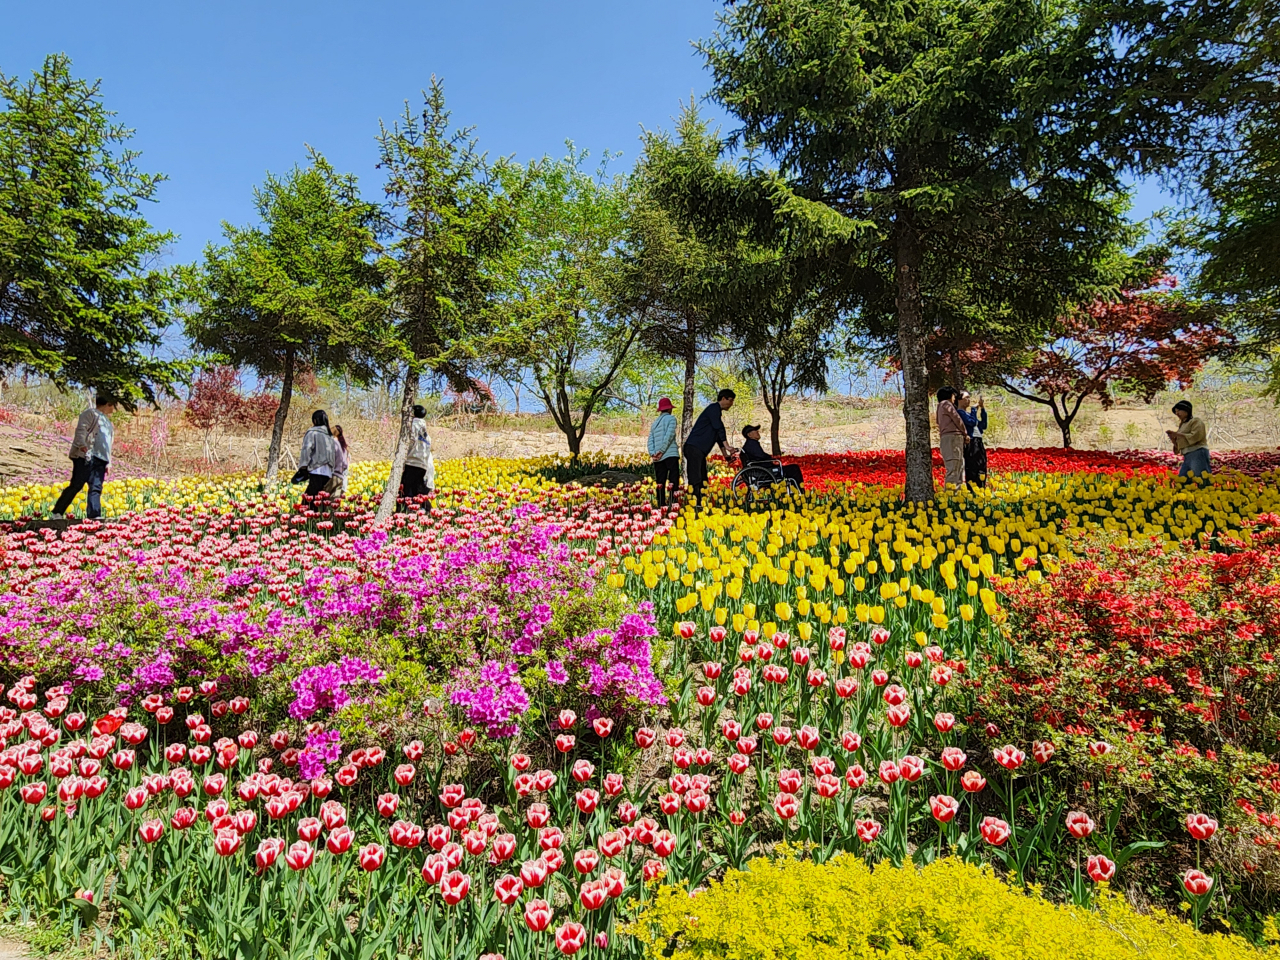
[741, 424, 761, 439]
[1172, 400, 1193, 415]
[657, 397, 674, 412]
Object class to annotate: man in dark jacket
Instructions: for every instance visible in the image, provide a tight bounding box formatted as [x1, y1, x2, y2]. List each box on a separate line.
[741, 425, 804, 487]
[682, 389, 737, 507]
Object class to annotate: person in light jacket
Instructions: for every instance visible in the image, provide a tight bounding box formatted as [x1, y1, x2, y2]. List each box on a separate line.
[647, 397, 680, 507]
[330, 424, 350, 496]
[51, 393, 117, 519]
[936, 387, 968, 488]
[1167, 399, 1211, 478]
[298, 410, 336, 498]
[402, 405, 435, 505]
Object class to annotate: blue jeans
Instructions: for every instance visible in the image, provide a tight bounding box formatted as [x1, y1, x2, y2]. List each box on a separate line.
[1179, 448, 1211, 478]
[52, 457, 108, 518]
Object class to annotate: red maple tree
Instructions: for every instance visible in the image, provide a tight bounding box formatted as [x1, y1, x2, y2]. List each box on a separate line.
[998, 273, 1229, 447]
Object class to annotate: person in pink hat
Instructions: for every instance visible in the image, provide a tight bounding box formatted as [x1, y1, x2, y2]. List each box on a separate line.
[647, 397, 680, 507]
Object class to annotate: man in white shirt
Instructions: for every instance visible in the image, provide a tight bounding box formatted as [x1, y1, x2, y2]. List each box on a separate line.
[51, 393, 117, 519]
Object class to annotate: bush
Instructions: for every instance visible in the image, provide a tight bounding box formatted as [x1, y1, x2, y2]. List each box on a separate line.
[631, 854, 1279, 960]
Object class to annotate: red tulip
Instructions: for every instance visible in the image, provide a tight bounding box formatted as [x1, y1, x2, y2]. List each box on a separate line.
[772, 793, 799, 821]
[492, 832, 517, 862]
[1183, 869, 1213, 896]
[214, 828, 242, 857]
[1032, 740, 1056, 764]
[855, 819, 881, 843]
[961, 770, 986, 793]
[592, 717, 614, 737]
[524, 897, 553, 932]
[571, 759, 594, 783]
[440, 870, 471, 905]
[555, 921, 587, 956]
[320, 800, 346, 830]
[494, 873, 523, 905]
[463, 830, 487, 856]
[123, 786, 148, 810]
[1086, 854, 1116, 882]
[980, 816, 1011, 846]
[602, 772, 624, 796]
[421, 853, 449, 884]
[797, 725, 820, 750]
[652, 829, 677, 857]
[940, 747, 967, 771]
[554, 735, 575, 753]
[618, 801, 639, 824]
[390, 820, 425, 849]
[642, 858, 666, 881]
[992, 745, 1025, 771]
[394, 763, 415, 786]
[520, 857, 550, 888]
[1066, 811, 1095, 839]
[326, 825, 354, 855]
[403, 740, 424, 761]
[202, 774, 226, 796]
[579, 879, 607, 911]
[603, 864, 626, 896]
[234, 809, 257, 835]
[377, 793, 400, 817]
[510, 753, 531, 772]
[934, 712, 956, 733]
[358, 843, 385, 872]
[284, 839, 314, 870]
[526, 803, 550, 829]
[138, 818, 165, 843]
[1186, 813, 1218, 841]
[439, 783, 466, 808]
[634, 727, 656, 749]
[297, 817, 321, 842]
[538, 826, 564, 852]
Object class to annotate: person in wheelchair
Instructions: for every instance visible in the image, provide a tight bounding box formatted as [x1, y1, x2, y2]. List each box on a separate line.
[740, 425, 804, 488]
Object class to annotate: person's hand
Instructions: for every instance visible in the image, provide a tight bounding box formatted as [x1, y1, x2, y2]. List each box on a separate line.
[651, 452, 662, 462]
[1165, 429, 1179, 441]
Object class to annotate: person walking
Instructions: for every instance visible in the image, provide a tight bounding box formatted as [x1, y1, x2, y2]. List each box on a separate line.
[328, 424, 350, 496]
[1167, 399, 1211, 477]
[51, 393, 117, 519]
[957, 391, 988, 489]
[936, 387, 968, 488]
[298, 410, 336, 498]
[402, 405, 435, 504]
[647, 397, 680, 508]
[740, 425, 804, 487]
[682, 389, 737, 508]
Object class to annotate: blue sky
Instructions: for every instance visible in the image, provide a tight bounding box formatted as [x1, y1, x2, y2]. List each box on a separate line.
[4, 0, 1175, 269]
[2, 1, 731, 265]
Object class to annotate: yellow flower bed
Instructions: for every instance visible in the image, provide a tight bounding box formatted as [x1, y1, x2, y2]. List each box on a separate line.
[0, 455, 603, 521]
[631, 855, 1278, 960]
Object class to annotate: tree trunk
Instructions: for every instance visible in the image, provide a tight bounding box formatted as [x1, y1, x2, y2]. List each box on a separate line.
[680, 325, 697, 446]
[375, 365, 419, 525]
[894, 211, 934, 502]
[769, 402, 782, 457]
[1057, 413, 1073, 448]
[264, 347, 295, 483]
[951, 346, 965, 392]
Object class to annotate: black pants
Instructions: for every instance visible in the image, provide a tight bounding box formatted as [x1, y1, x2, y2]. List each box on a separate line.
[52, 457, 108, 518]
[683, 444, 709, 505]
[304, 473, 331, 498]
[654, 457, 680, 506]
[781, 464, 804, 487]
[401, 466, 429, 500]
[964, 437, 988, 489]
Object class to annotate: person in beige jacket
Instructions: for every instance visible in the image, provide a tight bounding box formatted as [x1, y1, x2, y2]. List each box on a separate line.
[1167, 399, 1210, 478]
[936, 387, 968, 488]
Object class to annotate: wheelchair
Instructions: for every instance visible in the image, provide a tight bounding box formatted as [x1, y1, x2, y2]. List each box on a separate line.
[730, 457, 803, 509]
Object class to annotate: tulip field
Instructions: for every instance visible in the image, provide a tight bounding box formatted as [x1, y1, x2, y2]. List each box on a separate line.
[0, 449, 1279, 958]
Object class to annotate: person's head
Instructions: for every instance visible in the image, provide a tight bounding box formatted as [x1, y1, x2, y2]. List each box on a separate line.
[657, 397, 674, 414]
[1172, 399, 1193, 423]
[94, 393, 118, 415]
[742, 424, 761, 441]
[333, 424, 348, 451]
[957, 391, 971, 409]
[311, 409, 330, 433]
[936, 387, 954, 403]
[412, 404, 426, 420]
[717, 388, 736, 410]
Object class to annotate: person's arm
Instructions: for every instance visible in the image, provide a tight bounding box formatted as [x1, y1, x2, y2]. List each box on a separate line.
[977, 408, 988, 431]
[70, 410, 96, 458]
[298, 431, 314, 470]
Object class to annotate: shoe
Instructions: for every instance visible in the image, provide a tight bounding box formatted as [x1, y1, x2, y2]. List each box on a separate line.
[50, 513, 65, 520]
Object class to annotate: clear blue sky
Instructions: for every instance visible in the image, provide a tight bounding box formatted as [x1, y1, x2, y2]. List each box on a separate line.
[2, 0, 733, 265]
[4, 0, 1175, 271]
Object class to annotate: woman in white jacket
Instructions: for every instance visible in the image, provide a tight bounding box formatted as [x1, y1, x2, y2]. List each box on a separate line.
[298, 410, 337, 498]
[402, 404, 435, 505]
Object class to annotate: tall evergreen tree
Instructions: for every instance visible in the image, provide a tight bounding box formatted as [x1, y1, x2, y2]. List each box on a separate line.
[184, 151, 385, 481]
[0, 54, 185, 406]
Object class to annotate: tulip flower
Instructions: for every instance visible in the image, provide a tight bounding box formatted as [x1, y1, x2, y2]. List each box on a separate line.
[138, 818, 165, 844]
[214, 829, 242, 857]
[1186, 813, 1218, 841]
[524, 898, 553, 932]
[1086, 854, 1116, 883]
[855, 819, 881, 843]
[960, 770, 987, 793]
[980, 817, 1012, 846]
[555, 921, 588, 956]
[440, 871, 471, 906]
[421, 853, 449, 885]
[326, 825, 354, 855]
[929, 795, 959, 824]
[1183, 869, 1213, 896]
[1065, 811, 1095, 839]
[297, 817, 321, 842]
[772, 793, 799, 821]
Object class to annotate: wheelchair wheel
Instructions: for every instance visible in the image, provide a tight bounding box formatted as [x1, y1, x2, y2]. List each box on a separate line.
[732, 466, 782, 508]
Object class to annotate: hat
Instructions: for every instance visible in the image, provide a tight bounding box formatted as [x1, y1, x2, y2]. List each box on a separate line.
[741, 424, 761, 439]
[1172, 400, 1193, 416]
[657, 397, 674, 412]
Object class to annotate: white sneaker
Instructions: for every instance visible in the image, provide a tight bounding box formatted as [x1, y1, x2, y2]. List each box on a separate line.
[50, 513, 65, 519]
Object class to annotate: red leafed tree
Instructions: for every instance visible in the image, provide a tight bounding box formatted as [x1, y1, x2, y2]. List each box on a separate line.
[185, 366, 279, 460]
[999, 274, 1230, 447]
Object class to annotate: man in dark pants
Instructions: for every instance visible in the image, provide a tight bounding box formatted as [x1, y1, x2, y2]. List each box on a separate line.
[740, 425, 804, 488]
[51, 393, 117, 520]
[682, 389, 737, 508]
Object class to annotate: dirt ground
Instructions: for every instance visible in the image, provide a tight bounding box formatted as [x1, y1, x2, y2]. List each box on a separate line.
[2, 390, 1276, 485]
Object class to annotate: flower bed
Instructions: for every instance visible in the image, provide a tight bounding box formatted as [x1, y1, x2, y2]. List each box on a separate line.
[0, 461, 1278, 955]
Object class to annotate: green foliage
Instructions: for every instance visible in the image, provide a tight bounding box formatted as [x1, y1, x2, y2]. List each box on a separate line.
[183, 151, 385, 479]
[0, 54, 186, 407]
[490, 147, 640, 458]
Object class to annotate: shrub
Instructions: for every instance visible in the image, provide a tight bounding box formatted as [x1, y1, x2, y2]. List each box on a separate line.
[631, 854, 1279, 960]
